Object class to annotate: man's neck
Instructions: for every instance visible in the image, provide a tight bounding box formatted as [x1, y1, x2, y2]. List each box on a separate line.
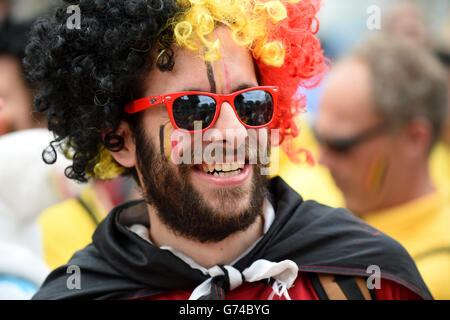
[390, 163, 435, 207]
[146, 202, 267, 269]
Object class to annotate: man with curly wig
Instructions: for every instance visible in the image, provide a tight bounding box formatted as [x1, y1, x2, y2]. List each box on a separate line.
[26, 0, 431, 300]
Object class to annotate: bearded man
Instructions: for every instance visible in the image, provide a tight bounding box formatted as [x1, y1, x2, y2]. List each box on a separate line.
[25, 0, 431, 300]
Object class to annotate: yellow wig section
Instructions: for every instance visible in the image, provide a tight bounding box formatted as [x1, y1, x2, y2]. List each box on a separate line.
[65, 141, 125, 180]
[91, 145, 125, 180]
[170, 0, 301, 67]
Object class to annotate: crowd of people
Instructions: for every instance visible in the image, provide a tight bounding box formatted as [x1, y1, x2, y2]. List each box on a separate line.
[0, 0, 448, 301]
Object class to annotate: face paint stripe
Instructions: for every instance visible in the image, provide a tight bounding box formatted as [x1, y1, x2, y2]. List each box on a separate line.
[222, 59, 231, 93]
[374, 161, 388, 191]
[159, 125, 165, 157]
[365, 158, 387, 192]
[365, 158, 378, 189]
[159, 121, 174, 162]
[215, 61, 224, 94]
[205, 61, 217, 93]
[364, 158, 378, 191]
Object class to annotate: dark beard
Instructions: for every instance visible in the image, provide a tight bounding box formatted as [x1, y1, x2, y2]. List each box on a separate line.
[134, 125, 269, 243]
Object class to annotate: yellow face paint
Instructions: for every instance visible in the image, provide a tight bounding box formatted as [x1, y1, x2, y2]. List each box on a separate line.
[214, 60, 224, 94]
[160, 121, 174, 162]
[364, 157, 388, 193]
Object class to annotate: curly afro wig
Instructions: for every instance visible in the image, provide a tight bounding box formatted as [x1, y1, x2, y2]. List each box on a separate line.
[24, 0, 327, 182]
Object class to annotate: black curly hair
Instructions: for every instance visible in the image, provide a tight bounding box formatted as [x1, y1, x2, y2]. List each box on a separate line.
[23, 0, 180, 182]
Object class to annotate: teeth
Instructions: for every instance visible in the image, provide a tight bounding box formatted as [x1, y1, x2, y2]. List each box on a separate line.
[213, 163, 245, 172]
[200, 163, 245, 176]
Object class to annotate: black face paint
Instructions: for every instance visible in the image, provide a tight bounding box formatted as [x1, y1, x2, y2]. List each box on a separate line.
[159, 124, 166, 157]
[205, 61, 217, 93]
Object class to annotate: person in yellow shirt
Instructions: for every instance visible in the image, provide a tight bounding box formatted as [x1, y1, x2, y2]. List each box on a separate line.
[38, 178, 138, 269]
[363, 190, 450, 300]
[314, 35, 450, 299]
[38, 184, 108, 270]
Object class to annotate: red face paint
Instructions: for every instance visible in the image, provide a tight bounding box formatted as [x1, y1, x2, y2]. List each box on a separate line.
[222, 59, 231, 93]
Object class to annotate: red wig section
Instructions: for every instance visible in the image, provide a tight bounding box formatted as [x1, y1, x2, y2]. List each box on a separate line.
[256, 0, 329, 164]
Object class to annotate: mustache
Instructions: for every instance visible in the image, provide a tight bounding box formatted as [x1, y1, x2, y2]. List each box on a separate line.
[172, 139, 271, 166]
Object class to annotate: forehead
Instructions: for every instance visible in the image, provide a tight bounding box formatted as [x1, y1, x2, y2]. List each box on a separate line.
[316, 58, 380, 136]
[142, 27, 257, 96]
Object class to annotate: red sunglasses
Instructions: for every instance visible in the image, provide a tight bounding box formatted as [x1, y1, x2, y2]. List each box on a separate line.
[125, 86, 279, 133]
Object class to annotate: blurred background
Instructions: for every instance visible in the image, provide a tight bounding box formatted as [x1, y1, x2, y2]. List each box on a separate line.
[304, 0, 450, 117]
[0, 0, 449, 299]
[319, 0, 449, 58]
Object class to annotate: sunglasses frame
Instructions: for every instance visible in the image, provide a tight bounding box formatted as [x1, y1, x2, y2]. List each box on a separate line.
[125, 86, 279, 133]
[313, 124, 387, 153]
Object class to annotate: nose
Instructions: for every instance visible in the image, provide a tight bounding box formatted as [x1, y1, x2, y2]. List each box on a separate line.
[207, 102, 248, 152]
[214, 101, 246, 129]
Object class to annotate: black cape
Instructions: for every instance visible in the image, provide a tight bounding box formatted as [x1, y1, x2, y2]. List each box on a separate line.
[33, 177, 432, 300]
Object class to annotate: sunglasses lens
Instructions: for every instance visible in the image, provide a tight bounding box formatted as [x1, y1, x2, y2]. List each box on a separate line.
[172, 95, 216, 131]
[234, 90, 274, 127]
[327, 141, 355, 153]
[319, 137, 358, 153]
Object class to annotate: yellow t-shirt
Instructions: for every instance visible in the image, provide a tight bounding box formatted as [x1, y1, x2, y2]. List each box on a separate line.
[430, 142, 450, 199]
[38, 186, 107, 270]
[274, 118, 345, 208]
[363, 191, 450, 300]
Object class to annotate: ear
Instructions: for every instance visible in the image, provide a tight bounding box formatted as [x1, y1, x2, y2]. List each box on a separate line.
[103, 121, 136, 168]
[402, 118, 433, 157]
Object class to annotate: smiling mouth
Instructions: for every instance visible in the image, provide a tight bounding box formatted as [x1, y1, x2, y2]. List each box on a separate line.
[191, 161, 251, 188]
[197, 162, 245, 177]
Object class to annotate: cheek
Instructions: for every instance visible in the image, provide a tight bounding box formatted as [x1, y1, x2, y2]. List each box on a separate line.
[330, 149, 376, 187]
[141, 104, 170, 124]
[140, 106, 171, 136]
[168, 128, 195, 164]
